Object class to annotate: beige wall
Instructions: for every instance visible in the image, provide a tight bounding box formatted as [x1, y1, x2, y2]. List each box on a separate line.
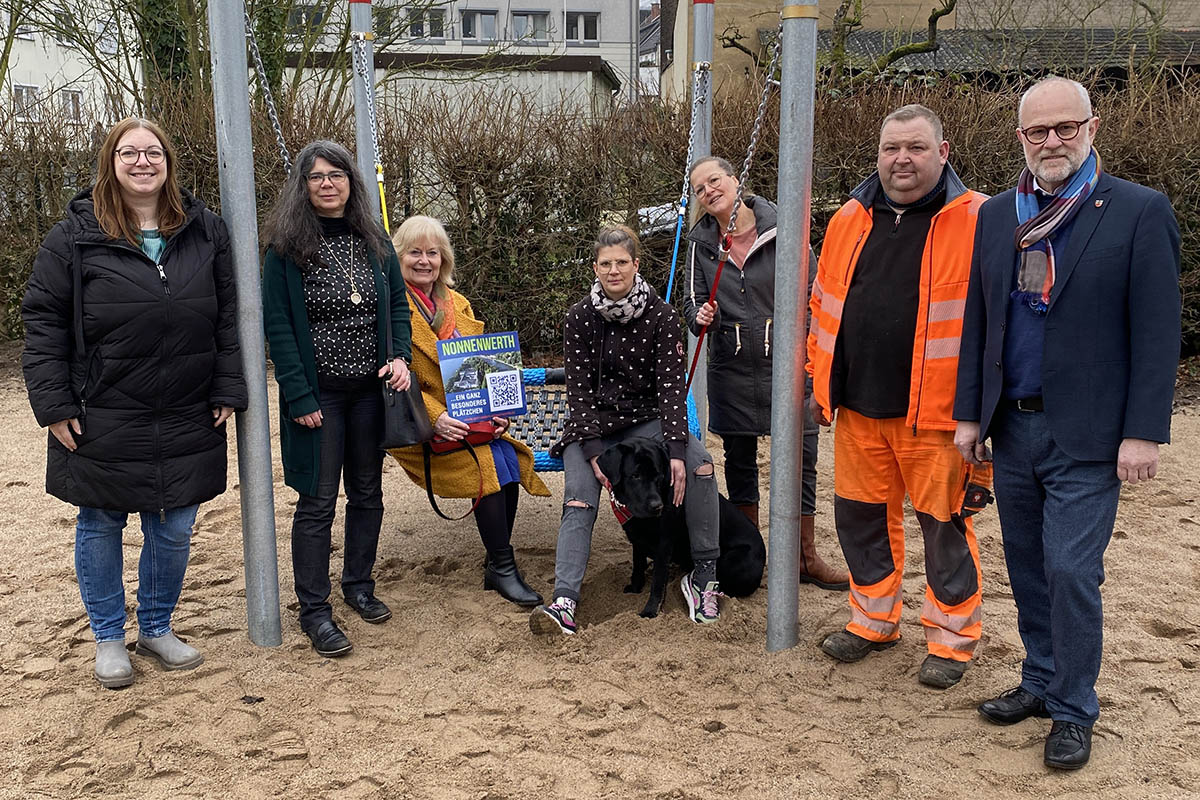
[662, 0, 1196, 102]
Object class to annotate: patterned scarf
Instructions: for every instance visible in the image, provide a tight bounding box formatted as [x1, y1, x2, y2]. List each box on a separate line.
[408, 282, 457, 340]
[1013, 148, 1102, 313]
[590, 273, 650, 324]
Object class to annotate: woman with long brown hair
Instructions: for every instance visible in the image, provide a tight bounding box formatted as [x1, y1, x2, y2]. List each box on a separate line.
[22, 118, 246, 689]
[262, 140, 412, 658]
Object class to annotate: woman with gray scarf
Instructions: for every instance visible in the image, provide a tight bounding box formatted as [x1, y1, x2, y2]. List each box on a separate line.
[530, 226, 721, 636]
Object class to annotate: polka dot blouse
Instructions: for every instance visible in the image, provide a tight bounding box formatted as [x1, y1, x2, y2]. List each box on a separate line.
[301, 222, 377, 379]
[551, 284, 689, 462]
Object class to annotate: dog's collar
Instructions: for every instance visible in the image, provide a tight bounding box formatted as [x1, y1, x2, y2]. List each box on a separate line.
[606, 486, 633, 525]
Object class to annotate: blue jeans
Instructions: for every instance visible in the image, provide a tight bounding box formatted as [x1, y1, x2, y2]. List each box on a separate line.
[75, 505, 199, 642]
[991, 406, 1121, 726]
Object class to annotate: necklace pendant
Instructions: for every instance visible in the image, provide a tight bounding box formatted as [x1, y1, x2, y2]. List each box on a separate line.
[350, 291, 363, 305]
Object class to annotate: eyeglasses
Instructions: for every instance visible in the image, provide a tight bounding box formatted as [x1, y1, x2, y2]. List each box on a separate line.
[692, 172, 729, 197]
[596, 258, 634, 273]
[116, 146, 165, 165]
[1019, 118, 1092, 145]
[306, 170, 349, 186]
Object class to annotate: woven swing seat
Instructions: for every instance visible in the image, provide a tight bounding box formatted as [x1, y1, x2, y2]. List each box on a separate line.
[512, 368, 701, 472]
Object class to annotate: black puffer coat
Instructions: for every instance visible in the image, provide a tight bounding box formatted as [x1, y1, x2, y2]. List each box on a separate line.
[683, 196, 816, 436]
[22, 189, 246, 512]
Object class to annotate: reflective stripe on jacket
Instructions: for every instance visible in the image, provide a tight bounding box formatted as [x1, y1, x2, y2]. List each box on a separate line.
[806, 165, 986, 432]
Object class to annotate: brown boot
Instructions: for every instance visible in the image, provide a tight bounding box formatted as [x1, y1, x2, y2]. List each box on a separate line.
[799, 514, 850, 590]
[736, 503, 759, 529]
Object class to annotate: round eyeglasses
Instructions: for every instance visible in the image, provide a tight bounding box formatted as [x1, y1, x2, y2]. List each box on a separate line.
[116, 146, 165, 165]
[1019, 117, 1092, 145]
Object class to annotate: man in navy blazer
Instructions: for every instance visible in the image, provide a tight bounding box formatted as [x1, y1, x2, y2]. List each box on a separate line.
[953, 76, 1181, 770]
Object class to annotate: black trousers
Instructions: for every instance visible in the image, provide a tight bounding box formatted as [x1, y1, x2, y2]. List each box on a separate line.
[722, 430, 818, 515]
[474, 482, 519, 553]
[291, 375, 384, 632]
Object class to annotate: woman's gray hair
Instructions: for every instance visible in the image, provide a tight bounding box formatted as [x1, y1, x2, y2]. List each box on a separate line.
[261, 139, 389, 270]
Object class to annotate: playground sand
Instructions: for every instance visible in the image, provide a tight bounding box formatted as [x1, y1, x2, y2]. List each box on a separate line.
[0, 339, 1197, 800]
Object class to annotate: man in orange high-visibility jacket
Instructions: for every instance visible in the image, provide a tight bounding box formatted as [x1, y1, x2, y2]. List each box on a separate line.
[807, 104, 992, 689]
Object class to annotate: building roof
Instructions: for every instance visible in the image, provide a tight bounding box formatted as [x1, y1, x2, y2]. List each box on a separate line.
[754, 27, 1200, 72]
[287, 51, 623, 92]
[640, 17, 661, 58]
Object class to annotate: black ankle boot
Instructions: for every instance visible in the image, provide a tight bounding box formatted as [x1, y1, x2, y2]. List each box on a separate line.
[484, 546, 543, 607]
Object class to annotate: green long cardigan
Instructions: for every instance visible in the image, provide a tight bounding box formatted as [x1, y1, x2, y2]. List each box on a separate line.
[262, 241, 413, 496]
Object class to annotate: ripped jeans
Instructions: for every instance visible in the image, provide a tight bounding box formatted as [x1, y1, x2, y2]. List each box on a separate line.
[551, 419, 718, 603]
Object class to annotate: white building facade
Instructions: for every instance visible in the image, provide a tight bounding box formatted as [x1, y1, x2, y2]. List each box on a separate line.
[2, 6, 141, 130]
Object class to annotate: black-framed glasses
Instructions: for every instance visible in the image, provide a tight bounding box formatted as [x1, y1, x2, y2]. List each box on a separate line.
[306, 170, 349, 186]
[1019, 118, 1092, 145]
[116, 146, 165, 164]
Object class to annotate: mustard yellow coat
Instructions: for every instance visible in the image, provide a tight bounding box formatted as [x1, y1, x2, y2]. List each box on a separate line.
[387, 289, 550, 499]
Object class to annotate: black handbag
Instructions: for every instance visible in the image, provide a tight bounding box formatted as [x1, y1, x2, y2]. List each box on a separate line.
[380, 280, 434, 449]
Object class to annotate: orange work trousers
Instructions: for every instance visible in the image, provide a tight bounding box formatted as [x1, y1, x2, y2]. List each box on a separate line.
[833, 408, 985, 662]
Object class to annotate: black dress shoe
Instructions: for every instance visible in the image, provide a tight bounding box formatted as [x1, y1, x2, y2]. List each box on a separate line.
[305, 620, 353, 658]
[1044, 721, 1092, 770]
[345, 592, 392, 623]
[978, 686, 1051, 725]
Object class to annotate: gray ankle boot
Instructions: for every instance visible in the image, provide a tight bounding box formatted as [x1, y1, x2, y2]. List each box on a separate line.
[135, 631, 204, 670]
[94, 640, 134, 689]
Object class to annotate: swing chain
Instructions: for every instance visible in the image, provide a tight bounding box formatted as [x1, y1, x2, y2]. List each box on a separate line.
[679, 62, 710, 212]
[244, 10, 292, 176]
[725, 17, 783, 239]
[351, 33, 392, 231]
[351, 35, 383, 177]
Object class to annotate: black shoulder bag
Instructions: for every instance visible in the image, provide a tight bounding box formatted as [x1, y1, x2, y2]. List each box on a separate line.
[380, 281, 434, 449]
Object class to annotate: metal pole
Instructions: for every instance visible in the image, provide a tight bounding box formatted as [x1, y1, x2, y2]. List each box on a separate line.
[766, 1, 818, 653]
[689, 0, 713, 431]
[207, 0, 282, 647]
[350, 0, 382, 220]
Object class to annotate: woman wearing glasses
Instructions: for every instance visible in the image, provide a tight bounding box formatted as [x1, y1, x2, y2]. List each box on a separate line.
[22, 118, 247, 688]
[530, 225, 722, 636]
[683, 156, 848, 591]
[262, 140, 412, 658]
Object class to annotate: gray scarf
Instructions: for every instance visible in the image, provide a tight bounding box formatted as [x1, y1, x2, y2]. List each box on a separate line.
[590, 273, 650, 324]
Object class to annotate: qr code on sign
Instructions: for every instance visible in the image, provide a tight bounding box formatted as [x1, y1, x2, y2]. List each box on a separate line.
[486, 370, 524, 412]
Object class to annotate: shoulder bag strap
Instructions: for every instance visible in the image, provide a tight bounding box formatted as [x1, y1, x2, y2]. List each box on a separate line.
[422, 441, 486, 521]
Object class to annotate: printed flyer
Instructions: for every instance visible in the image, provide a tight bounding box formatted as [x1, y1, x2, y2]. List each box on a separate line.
[436, 331, 527, 423]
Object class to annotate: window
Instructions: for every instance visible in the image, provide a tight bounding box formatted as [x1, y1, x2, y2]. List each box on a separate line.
[14, 85, 40, 121]
[96, 18, 117, 55]
[512, 12, 549, 41]
[374, 6, 399, 38]
[287, 5, 325, 37]
[54, 10, 75, 46]
[566, 12, 599, 43]
[15, 20, 35, 40]
[408, 8, 446, 38]
[63, 89, 84, 122]
[461, 10, 497, 41]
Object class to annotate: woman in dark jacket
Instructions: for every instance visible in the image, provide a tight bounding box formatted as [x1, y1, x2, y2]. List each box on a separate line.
[683, 156, 847, 590]
[529, 225, 721, 636]
[21, 117, 247, 689]
[262, 140, 412, 659]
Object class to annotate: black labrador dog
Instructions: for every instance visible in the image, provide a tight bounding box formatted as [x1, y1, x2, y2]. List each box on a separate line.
[597, 437, 766, 618]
